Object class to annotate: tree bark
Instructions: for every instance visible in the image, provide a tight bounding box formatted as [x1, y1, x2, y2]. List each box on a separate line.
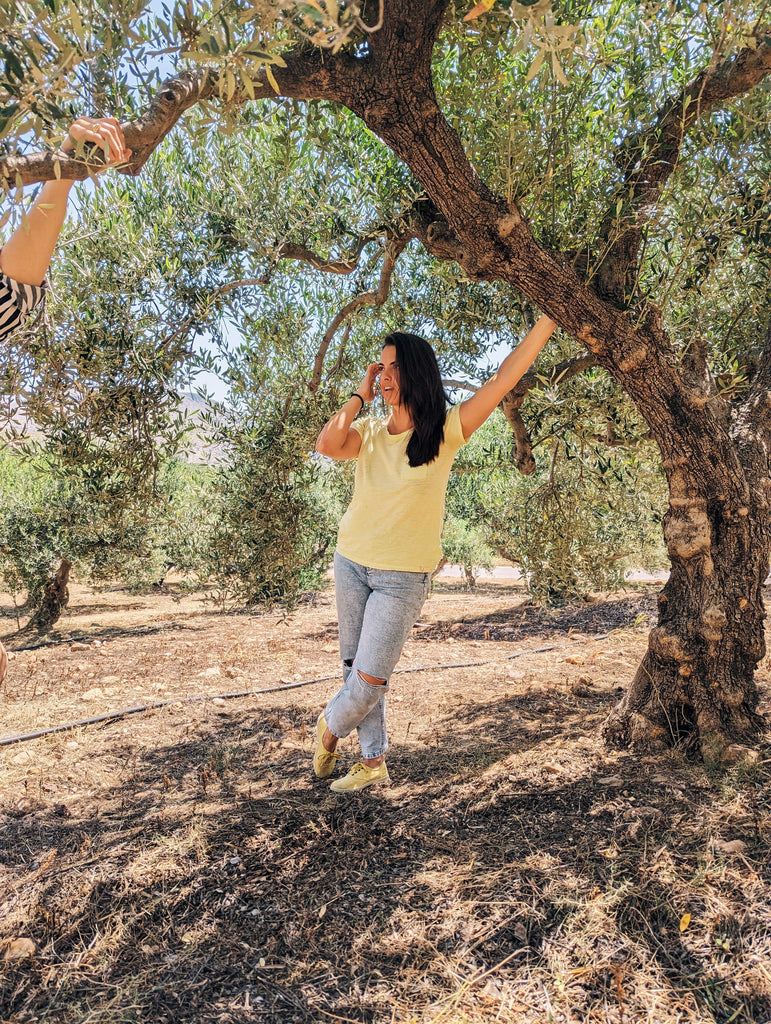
[28, 559, 72, 632]
[335, 4, 771, 758]
[603, 472, 768, 761]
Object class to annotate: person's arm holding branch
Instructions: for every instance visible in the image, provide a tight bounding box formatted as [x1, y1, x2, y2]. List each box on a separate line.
[0, 117, 130, 289]
[459, 313, 557, 439]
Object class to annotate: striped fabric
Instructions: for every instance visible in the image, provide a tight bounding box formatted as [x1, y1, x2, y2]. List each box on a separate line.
[0, 271, 46, 342]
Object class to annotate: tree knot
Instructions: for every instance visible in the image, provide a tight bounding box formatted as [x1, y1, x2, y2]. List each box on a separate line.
[701, 604, 728, 643]
[649, 626, 694, 665]
[496, 210, 521, 239]
[663, 503, 711, 560]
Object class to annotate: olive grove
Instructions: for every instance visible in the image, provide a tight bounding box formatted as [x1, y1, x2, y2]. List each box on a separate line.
[3, 0, 771, 759]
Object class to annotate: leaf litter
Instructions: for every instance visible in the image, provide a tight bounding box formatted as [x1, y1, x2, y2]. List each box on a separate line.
[0, 576, 770, 1023]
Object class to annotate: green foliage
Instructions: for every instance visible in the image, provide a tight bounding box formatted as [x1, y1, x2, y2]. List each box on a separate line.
[200, 434, 340, 609]
[156, 461, 217, 578]
[449, 411, 667, 600]
[195, 380, 343, 608]
[4, 0, 770, 614]
[0, 171, 200, 621]
[440, 514, 495, 590]
[0, 448, 169, 611]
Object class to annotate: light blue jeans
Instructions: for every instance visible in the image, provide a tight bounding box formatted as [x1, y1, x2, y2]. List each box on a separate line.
[324, 552, 431, 759]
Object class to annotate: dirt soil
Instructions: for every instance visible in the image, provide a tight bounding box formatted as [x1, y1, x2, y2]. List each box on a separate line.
[1, 578, 770, 1024]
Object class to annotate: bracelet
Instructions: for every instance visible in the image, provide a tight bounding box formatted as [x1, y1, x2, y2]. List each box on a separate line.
[349, 392, 365, 410]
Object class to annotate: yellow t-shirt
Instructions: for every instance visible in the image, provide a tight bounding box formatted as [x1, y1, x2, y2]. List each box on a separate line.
[336, 404, 468, 573]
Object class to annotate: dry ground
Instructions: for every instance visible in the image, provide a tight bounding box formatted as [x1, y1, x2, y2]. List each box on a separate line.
[1, 577, 770, 1024]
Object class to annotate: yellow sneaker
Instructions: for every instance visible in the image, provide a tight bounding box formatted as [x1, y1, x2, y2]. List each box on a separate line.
[314, 714, 339, 778]
[330, 761, 389, 793]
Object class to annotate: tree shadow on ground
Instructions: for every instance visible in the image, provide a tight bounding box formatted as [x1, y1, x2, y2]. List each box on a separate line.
[416, 592, 659, 643]
[3, 620, 208, 652]
[1, 693, 769, 1024]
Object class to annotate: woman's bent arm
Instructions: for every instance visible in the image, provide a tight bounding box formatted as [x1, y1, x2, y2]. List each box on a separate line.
[315, 361, 382, 460]
[459, 314, 557, 439]
[315, 395, 365, 460]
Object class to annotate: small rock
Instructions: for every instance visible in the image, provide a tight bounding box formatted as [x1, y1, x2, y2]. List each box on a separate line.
[722, 744, 760, 766]
[70, 642, 90, 651]
[2, 938, 36, 961]
[100, 676, 120, 685]
[199, 667, 221, 678]
[565, 655, 585, 665]
[714, 838, 748, 855]
[570, 680, 594, 698]
[481, 979, 503, 999]
[212, 697, 227, 706]
[597, 775, 624, 787]
[81, 687, 105, 701]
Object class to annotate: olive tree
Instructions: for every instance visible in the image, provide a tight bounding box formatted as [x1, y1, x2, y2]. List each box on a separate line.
[5, 1, 771, 759]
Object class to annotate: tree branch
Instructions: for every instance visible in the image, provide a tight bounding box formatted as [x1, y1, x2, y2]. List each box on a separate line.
[500, 353, 595, 476]
[441, 378, 479, 392]
[506, 406, 537, 475]
[506, 352, 596, 405]
[277, 240, 370, 275]
[310, 235, 410, 391]
[737, 315, 771, 429]
[2, 67, 215, 185]
[594, 30, 771, 303]
[1, 45, 364, 185]
[328, 321, 353, 379]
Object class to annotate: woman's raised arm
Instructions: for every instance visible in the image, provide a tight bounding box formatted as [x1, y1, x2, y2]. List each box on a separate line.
[459, 314, 557, 440]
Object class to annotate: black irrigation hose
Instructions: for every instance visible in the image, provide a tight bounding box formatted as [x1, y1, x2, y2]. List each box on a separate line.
[0, 634, 612, 748]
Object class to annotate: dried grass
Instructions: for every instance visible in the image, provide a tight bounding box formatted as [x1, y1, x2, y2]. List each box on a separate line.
[1, 580, 770, 1023]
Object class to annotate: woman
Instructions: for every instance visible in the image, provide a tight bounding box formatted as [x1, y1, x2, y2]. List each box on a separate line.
[314, 314, 557, 792]
[0, 116, 131, 683]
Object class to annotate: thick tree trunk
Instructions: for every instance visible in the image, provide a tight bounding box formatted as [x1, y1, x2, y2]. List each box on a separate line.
[603, 505, 768, 761]
[604, 386, 771, 760]
[28, 559, 72, 632]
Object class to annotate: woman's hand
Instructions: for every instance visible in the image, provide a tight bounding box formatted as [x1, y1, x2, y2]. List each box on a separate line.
[61, 116, 131, 166]
[357, 361, 384, 404]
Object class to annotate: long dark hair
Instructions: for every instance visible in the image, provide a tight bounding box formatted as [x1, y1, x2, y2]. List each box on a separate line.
[384, 332, 449, 467]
